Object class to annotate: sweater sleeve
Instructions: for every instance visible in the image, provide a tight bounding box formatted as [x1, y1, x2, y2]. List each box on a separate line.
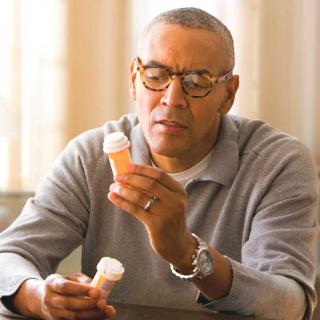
[0, 132, 100, 316]
[198, 141, 319, 320]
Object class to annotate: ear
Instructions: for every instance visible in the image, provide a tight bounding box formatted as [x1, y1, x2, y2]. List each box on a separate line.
[219, 75, 240, 114]
[129, 58, 137, 101]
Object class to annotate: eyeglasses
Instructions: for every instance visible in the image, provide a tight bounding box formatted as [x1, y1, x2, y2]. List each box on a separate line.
[135, 57, 233, 98]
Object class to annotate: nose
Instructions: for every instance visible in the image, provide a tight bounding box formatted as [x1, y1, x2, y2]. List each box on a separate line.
[160, 77, 187, 108]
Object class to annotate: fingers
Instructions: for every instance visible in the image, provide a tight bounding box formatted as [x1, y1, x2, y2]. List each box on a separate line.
[52, 304, 115, 319]
[105, 305, 116, 317]
[108, 164, 187, 219]
[49, 294, 100, 311]
[108, 189, 153, 223]
[40, 274, 115, 320]
[44, 307, 111, 320]
[114, 173, 168, 201]
[111, 164, 186, 206]
[125, 163, 183, 192]
[109, 182, 159, 213]
[46, 274, 95, 297]
[61, 308, 111, 319]
[65, 272, 92, 284]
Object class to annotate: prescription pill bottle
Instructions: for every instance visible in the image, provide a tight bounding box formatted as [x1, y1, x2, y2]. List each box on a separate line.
[103, 132, 131, 177]
[91, 257, 125, 299]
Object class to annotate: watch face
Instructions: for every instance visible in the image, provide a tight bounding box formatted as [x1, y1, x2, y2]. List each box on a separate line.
[198, 250, 213, 275]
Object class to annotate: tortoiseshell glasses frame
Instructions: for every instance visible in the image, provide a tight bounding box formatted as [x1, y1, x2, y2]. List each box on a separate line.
[135, 57, 233, 98]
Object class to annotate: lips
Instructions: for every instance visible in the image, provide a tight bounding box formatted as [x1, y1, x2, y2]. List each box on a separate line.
[155, 119, 187, 128]
[154, 118, 188, 135]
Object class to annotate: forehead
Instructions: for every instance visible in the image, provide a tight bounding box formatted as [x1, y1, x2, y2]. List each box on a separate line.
[138, 23, 226, 73]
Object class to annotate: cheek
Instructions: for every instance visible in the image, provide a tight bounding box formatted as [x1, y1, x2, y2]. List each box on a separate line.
[191, 104, 220, 125]
[136, 86, 161, 115]
[189, 101, 222, 137]
[136, 88, 162, 130]
[201, 91, 225, 115]
[137, 96, 153, 126]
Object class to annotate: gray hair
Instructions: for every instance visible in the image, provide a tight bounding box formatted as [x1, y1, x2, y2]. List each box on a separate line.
[139, 7, 235, 72]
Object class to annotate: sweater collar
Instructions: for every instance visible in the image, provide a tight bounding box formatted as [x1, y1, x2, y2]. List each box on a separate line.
[202, 115, 239, 186]
[129, 114, 239, 187]
[130, 124, 151, 165]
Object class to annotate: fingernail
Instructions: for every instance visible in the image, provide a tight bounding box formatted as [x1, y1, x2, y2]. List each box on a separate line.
[97, 298, 107, 309]
[110, 183, 120, 193]
[105, 305, 116, 317]
[115, 174, 125, 182]
[88, 288, 99, 298]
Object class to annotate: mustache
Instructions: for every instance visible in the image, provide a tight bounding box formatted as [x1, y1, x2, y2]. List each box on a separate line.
[151, 107, 189, 122]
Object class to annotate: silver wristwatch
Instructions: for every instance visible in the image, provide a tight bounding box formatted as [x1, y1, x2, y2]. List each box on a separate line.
[170, 233, 214, 282]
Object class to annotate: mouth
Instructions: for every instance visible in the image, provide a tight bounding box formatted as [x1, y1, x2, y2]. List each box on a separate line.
[155, 119, 187, 128]
[154, 119, 188, 135]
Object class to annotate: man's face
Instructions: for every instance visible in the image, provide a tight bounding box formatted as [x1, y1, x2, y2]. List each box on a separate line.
[130, 23, 239, 169]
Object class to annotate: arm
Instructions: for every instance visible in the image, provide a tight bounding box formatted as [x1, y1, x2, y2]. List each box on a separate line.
[0, 133, 103, 317]
[107, 155, 318, 320]
[107, 165, 234, 298]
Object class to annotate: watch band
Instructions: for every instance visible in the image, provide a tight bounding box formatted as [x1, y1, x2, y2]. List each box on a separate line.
[169, 233, 211, 282]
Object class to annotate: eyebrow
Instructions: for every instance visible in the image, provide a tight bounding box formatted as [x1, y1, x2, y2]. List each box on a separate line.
[143, 59, 167, 68]
[142, 59, 212, 75]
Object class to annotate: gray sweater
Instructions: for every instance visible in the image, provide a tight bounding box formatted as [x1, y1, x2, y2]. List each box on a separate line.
[0, 114, 318, 319]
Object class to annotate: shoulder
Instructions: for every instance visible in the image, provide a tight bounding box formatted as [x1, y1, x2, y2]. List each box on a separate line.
[49, 113, 139, 179]
[67, 113, 139, 157]
[229, 114, 318, 192]
[42, 113, 139, 195]
[229, 114, 312, 161]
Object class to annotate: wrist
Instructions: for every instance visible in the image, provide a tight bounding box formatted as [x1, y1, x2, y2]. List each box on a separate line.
[12, 278, 44, 318]
[170, 234, 214, 282]
[172, 233, 197, 274]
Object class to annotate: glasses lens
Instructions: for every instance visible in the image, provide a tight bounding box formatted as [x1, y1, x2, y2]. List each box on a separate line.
[183, 73, 212, 97]
[143, 67, 170, 90]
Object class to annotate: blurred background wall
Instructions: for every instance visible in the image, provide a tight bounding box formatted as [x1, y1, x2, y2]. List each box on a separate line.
[0, 0, 131, 190]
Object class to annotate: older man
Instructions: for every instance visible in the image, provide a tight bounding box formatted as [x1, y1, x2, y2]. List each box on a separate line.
[0, 7, 318, 320]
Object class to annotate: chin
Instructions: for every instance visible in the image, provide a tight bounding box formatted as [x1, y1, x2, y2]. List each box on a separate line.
[145, 128, 189, 156]
[149, 140, 188, 158]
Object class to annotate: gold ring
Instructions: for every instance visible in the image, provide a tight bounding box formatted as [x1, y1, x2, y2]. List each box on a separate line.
[144, 196, 158, 212]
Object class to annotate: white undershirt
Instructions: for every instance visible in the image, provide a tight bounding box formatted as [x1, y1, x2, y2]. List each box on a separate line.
[152, 148, 214, 188]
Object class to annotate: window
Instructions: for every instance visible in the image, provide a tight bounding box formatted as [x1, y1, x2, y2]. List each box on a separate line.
[0, 1, 130, 191]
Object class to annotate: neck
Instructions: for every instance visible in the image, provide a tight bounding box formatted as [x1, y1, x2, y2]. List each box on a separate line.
[150, 144, 215, 173]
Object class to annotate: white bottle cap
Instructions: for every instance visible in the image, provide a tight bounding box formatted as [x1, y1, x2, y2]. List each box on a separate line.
[103, 132, 130, 153]
[97, 257, 125, 281]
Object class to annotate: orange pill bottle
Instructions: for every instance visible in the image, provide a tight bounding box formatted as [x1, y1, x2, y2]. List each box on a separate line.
[103, 132, 131, 177]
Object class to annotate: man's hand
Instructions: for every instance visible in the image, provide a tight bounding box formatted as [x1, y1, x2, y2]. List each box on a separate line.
[108, 163, 195, 269]
[107, 163, 233, 301]
[12, 273, 116, 320]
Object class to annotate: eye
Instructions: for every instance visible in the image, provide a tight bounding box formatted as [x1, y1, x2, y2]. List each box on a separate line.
[144, 67, 168, 82]
[184, 74, 211, 89]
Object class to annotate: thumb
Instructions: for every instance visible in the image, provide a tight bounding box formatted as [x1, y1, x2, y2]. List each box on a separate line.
[65, 272, 92, 284]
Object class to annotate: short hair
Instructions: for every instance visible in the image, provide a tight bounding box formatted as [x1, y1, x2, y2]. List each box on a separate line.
[139, 7, 235, 72]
